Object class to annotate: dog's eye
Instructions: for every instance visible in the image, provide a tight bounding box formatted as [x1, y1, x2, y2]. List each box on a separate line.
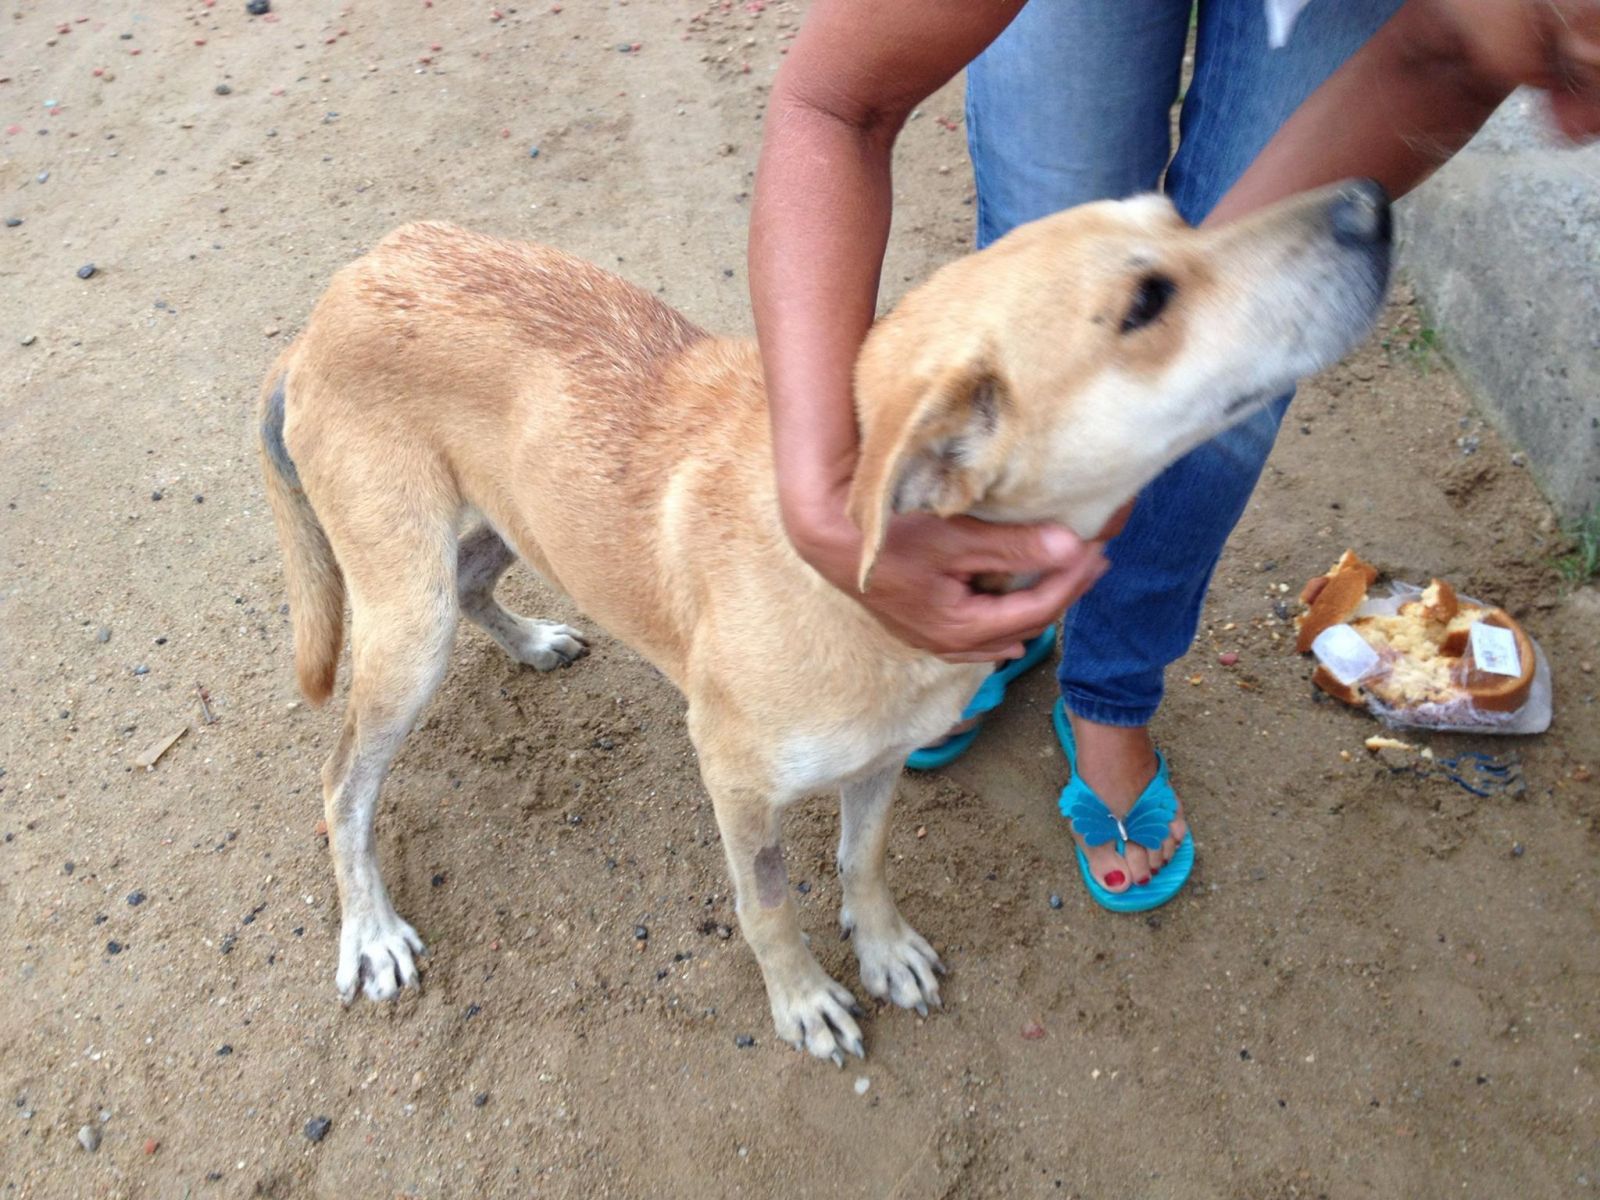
[1121, 274, 1175, 334]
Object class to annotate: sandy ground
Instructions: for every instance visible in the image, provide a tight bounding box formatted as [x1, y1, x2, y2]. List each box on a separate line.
[3, 3, 1598, 1198]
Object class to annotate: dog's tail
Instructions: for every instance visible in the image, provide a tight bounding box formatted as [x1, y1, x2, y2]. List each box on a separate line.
[258, 366, 345, 706]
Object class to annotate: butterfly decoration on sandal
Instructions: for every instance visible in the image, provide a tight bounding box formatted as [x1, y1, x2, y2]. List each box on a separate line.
[1064, 760, 1177, 850]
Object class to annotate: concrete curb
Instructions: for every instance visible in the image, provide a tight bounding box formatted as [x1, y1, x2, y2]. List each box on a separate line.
[1397, 90, 1600, 522]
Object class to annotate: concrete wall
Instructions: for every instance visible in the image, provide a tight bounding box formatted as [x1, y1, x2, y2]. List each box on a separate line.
[1397, 91, 1600, 522]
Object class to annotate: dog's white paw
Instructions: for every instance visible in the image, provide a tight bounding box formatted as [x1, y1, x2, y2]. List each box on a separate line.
[848, 916, 944, 1016]
[336, 909, 424, 1003]
[767, 967, 866, 1065]
[504, 619, 588, 671]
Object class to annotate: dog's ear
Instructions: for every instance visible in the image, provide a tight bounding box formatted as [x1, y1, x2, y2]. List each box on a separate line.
[845, 359, 1006, 592]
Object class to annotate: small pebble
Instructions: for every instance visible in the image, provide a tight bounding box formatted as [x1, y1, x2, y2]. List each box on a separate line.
[246, 0, 271, 13]
[78, 1124, 101, 1152]
[472, 1092, 489, 1107]
[126, 890, 145, 906]
[634, 924, 649, 941]
[528, 146, 541, 158]
[77, 263, 96, 279]
[20, 334, 37, 346]
[303, 1116, 332, 1143]
[150, 490, 162, 501]
[143, 1138, 159, 1155]
[1218, 652, 1239, 667]
[133, 664, 149, 675]
[853, 1076, 870, 1095]
[214, 83, 232, 95]
[106, 940, 123, 955]
[1511, 843, 1524, 858]
[4, 217, 21, 227]
[1048, 893, 1063, 910]
[216, 1044, 232, 1056]
[1021, 1021, 1046, 1040]
[734, 1034, 755, 1048]
[37, 171, 49, 184]
[96, 626, 111, 642]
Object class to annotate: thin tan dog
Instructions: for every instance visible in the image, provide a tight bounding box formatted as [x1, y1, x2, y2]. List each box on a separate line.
[260, 181, 1390, 1063]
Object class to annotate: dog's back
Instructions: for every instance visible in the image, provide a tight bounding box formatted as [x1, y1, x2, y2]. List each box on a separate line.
[259, 223, 833, 690]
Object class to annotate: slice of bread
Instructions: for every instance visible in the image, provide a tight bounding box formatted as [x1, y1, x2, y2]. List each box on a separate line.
[1294, 549, 1379, 653]
[1454, 608, 1536, 712]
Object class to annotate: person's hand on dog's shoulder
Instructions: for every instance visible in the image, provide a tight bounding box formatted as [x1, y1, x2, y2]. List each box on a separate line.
[783, 485, 1119, 664]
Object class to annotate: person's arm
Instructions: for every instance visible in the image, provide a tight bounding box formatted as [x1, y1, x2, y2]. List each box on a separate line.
[1210, 0, 1600, 225]
[749, 0, 1111, 662]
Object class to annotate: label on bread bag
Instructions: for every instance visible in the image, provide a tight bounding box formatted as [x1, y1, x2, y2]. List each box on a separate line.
[1311, 624, 1383, 686]
[1469, 621, 1522, 677]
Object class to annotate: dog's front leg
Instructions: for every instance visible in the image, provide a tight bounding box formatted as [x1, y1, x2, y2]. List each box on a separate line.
[838, 767, 944, 1015]
[699, 762, 865, 1064]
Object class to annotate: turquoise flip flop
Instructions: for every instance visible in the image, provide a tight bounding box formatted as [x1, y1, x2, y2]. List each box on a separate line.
[904, 626, 1058, 771]
[1052, 699, 1194, 913]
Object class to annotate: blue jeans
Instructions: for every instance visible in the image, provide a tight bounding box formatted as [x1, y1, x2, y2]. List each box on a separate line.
[965, 0, 1402, 726]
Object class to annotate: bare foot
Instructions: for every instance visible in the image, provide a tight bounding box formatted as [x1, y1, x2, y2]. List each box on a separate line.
[1064, 716, 1187, 895]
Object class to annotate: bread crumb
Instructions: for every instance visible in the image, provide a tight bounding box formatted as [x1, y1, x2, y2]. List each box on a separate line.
[1364, 735, 1416, 753]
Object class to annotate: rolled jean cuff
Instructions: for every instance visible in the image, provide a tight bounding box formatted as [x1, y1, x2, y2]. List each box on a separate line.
[1059, 689, 1159, 730]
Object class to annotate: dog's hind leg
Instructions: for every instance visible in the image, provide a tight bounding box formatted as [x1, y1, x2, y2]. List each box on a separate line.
[320, 518, 459, 1003]
[457, 524, 588, 671]
[838, 767, 944, 1014]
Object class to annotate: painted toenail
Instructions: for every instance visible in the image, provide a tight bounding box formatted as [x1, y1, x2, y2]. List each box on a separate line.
[1137, 876, 1151, 885]
[1104, 870, 1126, 888]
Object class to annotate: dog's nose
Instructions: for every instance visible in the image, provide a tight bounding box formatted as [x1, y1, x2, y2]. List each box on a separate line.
[1329, 179, 1391, 247]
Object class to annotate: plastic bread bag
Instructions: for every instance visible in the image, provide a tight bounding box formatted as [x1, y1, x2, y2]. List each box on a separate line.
[1309, 582, 1552, 735]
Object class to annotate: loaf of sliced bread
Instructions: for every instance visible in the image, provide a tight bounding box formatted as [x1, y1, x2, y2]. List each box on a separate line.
[1297, 553, 1535, 714]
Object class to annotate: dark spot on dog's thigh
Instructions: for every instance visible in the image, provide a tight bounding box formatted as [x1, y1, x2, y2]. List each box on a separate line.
[260, 375, 301, 486]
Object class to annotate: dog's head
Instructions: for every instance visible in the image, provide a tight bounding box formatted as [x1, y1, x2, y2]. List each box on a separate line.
[846, 180, 1392, 590]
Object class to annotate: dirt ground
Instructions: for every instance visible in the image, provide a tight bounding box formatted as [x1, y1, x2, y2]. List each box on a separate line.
[3, 3, 1597, 1198]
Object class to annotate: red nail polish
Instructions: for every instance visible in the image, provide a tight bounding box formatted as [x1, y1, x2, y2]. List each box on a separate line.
[1104, 870, 1126, 887]
[1137, 876, 1151, 885]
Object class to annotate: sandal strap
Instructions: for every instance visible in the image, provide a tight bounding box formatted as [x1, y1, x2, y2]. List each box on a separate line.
[1053, 699, 1176, 852]
[959, 626, 1056, 721]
